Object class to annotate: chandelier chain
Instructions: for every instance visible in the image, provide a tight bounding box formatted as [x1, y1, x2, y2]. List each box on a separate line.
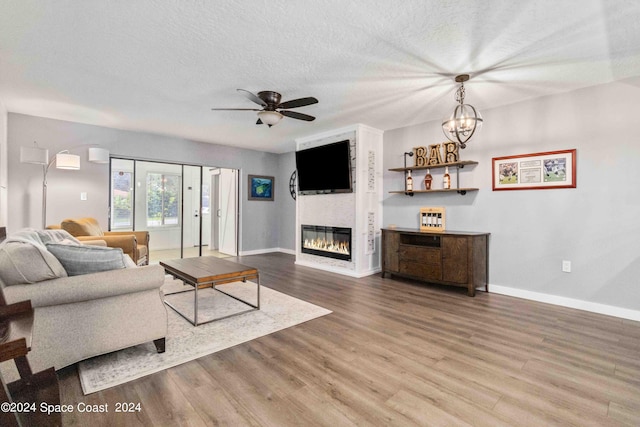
[455, 83, 466, 104]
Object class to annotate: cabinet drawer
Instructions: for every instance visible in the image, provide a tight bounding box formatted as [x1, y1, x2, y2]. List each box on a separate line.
[400, 261, 442, 280]
[399, 246, 440, 263]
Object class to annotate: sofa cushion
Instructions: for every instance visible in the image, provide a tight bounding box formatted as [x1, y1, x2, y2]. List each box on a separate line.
[46, 243, 126, 276]
[61, 217, 104, 237]
[0, 241, 68, 285]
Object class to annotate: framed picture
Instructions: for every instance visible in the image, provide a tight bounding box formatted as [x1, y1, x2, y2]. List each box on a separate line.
[248, 175, 274, 201]
[492, 149, 576, 191]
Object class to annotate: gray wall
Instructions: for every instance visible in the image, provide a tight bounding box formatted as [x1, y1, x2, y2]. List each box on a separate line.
[383, 78, 640, 311]
[7, 113, 282, 252]
[276, 151, 297, 252]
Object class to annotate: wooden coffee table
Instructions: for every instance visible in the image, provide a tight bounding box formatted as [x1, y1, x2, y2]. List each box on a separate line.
[160, 257, 260, 326]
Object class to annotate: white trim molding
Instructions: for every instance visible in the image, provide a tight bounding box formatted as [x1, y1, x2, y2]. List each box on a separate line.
[490, 284, 640, 322]
[295, 260, 380, 278]
[239, 247, 295, 256]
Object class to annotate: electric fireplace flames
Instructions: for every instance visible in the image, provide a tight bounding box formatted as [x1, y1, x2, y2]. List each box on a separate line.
[301, 225, 352, 261]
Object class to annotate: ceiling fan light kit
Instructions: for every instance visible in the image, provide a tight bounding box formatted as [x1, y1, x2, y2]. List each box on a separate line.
[442, 74, 483, 149]
[257, 110, 283, 126]
[212, 89, 318, 127]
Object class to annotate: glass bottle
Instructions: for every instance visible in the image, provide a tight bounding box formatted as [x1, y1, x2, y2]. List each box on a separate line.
[406, 170, 413, 191]
[443, 166, 451, 189]
[424, 169, 432, 190]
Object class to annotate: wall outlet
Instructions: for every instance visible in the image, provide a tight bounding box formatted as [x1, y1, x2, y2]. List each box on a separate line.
[562, 260, 571, 273]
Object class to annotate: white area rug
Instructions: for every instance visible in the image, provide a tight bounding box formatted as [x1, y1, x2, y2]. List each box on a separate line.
[78, 278, 331, 394]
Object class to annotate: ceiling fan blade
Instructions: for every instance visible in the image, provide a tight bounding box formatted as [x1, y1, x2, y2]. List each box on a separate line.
[280, 110, 316, 121]
[256, 118, 263, 125]
[237, 89, 268, 107]
[277, 97, 318, 109]
[211, 108, 262, 111]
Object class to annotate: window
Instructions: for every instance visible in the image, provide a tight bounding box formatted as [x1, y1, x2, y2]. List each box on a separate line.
[111, 170, 133, 229]
[147, 173, 180, 227]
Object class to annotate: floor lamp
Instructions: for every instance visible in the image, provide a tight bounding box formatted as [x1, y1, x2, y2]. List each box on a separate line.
[20, 144, 110, 229]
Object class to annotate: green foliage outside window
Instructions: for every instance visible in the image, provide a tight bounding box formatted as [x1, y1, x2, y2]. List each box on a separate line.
[147, 173, 180, 226]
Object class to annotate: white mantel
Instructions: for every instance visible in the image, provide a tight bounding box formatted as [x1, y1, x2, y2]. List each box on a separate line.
[295, 124, 384, 277]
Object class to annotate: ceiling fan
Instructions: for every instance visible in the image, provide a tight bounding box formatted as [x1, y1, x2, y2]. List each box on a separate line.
[212, 89, 318, 127]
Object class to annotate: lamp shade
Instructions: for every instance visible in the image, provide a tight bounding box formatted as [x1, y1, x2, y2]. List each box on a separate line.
[56, 153, 80, 170]
[257, 111, 283, 126]
[20, 146, 49, 165]
[88, 147, 110, 164]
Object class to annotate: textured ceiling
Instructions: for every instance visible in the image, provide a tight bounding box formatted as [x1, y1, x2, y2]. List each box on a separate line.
[1, 0, 639, 153]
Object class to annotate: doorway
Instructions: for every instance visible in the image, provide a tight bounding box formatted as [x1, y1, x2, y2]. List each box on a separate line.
[109, 158, 239, 263]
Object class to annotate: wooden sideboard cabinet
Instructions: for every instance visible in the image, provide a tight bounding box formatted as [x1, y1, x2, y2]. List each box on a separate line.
[381, 228, 489, 296]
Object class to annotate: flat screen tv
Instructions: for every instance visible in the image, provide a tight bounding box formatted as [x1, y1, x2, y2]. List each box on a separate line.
[295, 140, 352, 195]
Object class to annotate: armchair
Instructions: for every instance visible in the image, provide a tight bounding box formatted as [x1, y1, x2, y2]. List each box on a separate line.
[53, 217, 149, 265]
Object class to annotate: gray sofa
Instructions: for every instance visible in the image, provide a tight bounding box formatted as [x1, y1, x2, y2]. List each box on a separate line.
[0, 229, 167, 374]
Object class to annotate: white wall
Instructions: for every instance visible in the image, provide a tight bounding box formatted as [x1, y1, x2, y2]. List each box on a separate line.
[7, 113, 281, 252]
[383, 78, 640, 315]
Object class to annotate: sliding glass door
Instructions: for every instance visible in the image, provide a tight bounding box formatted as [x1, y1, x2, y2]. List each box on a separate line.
[109, 158, 238, 263]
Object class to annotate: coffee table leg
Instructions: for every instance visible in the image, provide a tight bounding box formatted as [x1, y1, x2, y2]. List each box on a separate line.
[163, 270, 260, 326]
[257, 274, 260, 309]
[194, 282, 199, 326]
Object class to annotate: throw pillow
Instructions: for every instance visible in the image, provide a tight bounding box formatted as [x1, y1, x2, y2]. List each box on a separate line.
[0, 241, 68, 285]
[46, 243, 126, 276]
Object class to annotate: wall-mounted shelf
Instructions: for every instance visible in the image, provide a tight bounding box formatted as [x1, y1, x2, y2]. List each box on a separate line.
[390, 160, 479, 196]
[390, 188, 478, 196]
[389, 160, 478, 172]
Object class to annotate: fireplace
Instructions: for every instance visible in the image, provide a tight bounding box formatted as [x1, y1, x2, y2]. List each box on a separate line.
[301, 225, 352, 261]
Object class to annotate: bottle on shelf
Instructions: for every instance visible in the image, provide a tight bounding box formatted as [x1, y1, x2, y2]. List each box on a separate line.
[424, 169, 432, 190]
[406, 170, 413, 191]
[443, 166, 451, 190]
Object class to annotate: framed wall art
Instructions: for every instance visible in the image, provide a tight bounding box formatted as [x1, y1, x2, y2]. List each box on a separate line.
[248, 175, 274, 201]
[492, 149, 576, 191]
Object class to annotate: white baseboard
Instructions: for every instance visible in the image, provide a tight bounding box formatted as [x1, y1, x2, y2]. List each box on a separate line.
[490, 285, 640, 322]
[239, 248, 295, 256]
[294, 260, 380, 278]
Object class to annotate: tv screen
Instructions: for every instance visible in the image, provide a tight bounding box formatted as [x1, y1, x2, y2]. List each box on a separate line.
[295, 140, 352, 195]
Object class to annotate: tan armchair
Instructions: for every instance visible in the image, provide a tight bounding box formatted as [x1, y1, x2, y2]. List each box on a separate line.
[51, 218, 149, 265]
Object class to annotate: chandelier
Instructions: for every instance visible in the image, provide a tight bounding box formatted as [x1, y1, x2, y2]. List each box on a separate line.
[441, 74, 483, 149]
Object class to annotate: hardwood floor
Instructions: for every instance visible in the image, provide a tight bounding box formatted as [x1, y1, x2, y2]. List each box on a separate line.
[57, 253, 640, 426]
